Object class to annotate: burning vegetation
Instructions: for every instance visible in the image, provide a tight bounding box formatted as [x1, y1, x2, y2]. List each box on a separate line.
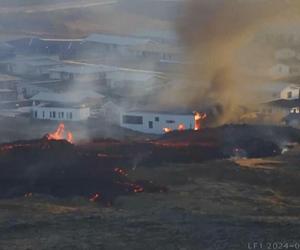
[0, 124, 300, 204]
[46, 123, 74, 144]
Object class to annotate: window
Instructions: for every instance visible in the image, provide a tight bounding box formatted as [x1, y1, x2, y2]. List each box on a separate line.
[287, 91, 292, 99]
[34, 111, 37, 118]
[166, 120, 175, 124]
[53, 111, 56, 118]
[123, 115, 143, 125]
[42, 111, 45, 118]
[69, 112, 72, 120]
[61, 112, 64, 119]
[148, 121, 153, 129]
[155, 117, 159, 122]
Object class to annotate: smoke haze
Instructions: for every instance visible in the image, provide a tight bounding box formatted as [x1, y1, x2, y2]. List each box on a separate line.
[158, 0, 300, 125]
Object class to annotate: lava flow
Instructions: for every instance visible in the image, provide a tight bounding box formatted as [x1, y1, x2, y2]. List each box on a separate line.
[46, 123, 74, 143]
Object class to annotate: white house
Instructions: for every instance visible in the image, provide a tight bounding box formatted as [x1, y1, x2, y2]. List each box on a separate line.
[280, 85, 300, 100]
[120, 110, 196, 134]
[2, 56, 61, 78]
[269, 64, 291, 78]
[32, 104, 90, 121]
[49, 63, 115, 82]
[105, 69, 165, 97]
[83, 33, 155, 57]
[31, 91, 103, 121]
[275, 48, 296, 60]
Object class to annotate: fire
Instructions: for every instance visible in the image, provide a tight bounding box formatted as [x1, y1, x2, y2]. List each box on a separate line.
[194, 112, 207, 130]
[89, 193, 101, 202]
[163, 128, 172, 133]
[178, 124, 185, 131]
[114, 167, 128, 176]
[46, 123, 74, 143]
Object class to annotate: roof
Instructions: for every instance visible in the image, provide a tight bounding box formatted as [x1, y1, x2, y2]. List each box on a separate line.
[132, 43, 183, 55]
[84, 33, 153, 46]
[50, 64, 115, 74]
[34, 103, 88, 109]
[106, 71, 159, 82]
[264, 99, 300, 109]
[0, 89, 15, 93]
[1, 56, 60, 66]
[281, 84, 300, 90]
[0, 42, 14, 50]
[40, 38, 83, 42]
[31, 91, 104, 104]
[0, 74, 20, 82]
[124, 110, 195, 116]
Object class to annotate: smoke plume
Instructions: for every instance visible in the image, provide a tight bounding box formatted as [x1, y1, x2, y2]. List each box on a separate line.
[159, 0, 300, 125]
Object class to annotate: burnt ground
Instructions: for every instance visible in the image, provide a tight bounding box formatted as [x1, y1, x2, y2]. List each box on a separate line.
[0, 148, 300, 250]
[0, 125, 300, 249]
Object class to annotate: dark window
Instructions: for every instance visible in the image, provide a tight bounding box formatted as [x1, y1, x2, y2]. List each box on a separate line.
[34, 111, 37, 118]
[155, 117, 159, 122]
[53, 111, 56, 118]
[287, 91, 292, 99]
[166, 120, 175, 124]
[148, 121, 153, 129]
[69, 112, 72, 120]
[42, 111, 45, 118]
[61, 112, 64, 119]
[50, 112, 52, 118]
[123, 115, 143, 125]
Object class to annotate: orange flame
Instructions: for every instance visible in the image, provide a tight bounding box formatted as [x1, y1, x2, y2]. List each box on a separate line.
[163, 128, 172, 133]
[194, 112, 207, 130]
[89, 193, 101, 202]
[178, 124, 185, 131]
[47, 123, 74, 143]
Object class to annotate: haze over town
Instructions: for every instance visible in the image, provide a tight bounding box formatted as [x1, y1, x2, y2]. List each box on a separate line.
[0, 1, 300, 249]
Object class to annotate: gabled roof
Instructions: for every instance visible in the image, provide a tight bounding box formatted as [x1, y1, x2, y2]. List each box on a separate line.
[31, 91, 104, 104]
[50, 64, 115, 74]
[264, 99, 300, 109]
[84, 33, 154, 46]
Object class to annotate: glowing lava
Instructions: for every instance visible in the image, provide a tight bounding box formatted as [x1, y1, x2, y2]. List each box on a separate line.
[194, 112, 207, 130]
[46, 123, 74, 143]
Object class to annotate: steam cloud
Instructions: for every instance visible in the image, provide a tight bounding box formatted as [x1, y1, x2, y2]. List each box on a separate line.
[159, 0, 300, 125]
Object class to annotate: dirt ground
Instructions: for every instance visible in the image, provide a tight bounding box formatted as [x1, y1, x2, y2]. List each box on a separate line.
[0, 145, 300, 250]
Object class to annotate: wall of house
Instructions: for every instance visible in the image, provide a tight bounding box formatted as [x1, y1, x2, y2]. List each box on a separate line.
[280, 86, 300, 100]
[269, 64, 290, 78]
[120, 111, 195, 134]
[32, 106, 90, 121]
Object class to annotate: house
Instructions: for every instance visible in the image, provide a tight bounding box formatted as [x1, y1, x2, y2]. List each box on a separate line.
[282, 106, 300, 127]
[120, 110, 196, 134]
[0, 74, 20, 102]
[275, 48, 296, 60]
[269, 63, 300, 79]
[7, 37, 83, 57]
[0, 42, 15, 59]
[0, 89, 18, 102]
[49, 63, 114, 82]
[105, 69, 165, 97]
[32, 103, 90, 121]
[130, 43, 183, 62]
[269, 64, 291, 78]
[1, 56, 61, 78]
[260, 98, 300, 120]
[280, 85, 300, 100]
[82, 33, 156, 57]
[31, 91, 104, 121]
[0, 74, 20, 89]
